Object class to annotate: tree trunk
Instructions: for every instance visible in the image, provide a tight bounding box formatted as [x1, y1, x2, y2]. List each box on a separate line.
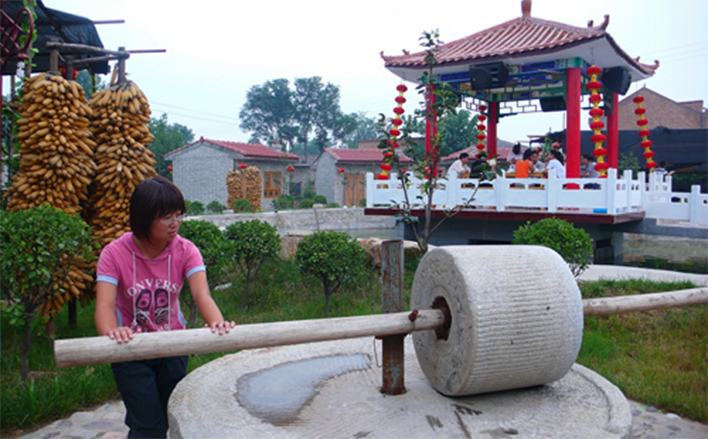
[240, 277, 252, 312]
[21, 311, 34, 381]
[189, 301, 198, 329]
[68, 298, 77, 328]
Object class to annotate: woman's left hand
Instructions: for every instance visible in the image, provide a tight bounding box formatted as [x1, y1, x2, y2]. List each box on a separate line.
[205, 320, 236, 335]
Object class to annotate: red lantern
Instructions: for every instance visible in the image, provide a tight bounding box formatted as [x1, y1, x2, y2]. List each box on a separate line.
[338, 167, 345, 174]
[396, 84, 408, 92]
[167, 165, 173, 172]
[381, 163, 392, 171]
[239, 163, 247, 169]
[287, 165, 295, 173]
[376, 173, 390, 180]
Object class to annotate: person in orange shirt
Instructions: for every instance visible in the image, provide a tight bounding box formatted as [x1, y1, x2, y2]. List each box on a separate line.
[514, 149, 539, 178]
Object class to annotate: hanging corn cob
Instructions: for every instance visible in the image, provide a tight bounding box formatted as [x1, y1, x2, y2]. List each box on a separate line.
[86, 78, 157, 249]
[227, 166, 262, 211]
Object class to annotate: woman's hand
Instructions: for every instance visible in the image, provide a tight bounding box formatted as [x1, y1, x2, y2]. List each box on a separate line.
[205, 321, 236, 335]
[106, 326, 141, 344]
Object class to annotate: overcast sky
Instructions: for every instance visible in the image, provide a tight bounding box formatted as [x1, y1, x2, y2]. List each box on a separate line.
[34, 0, 708, 146]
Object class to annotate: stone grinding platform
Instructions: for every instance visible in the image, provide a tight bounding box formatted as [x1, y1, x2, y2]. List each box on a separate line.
[168, 336, 632, 439]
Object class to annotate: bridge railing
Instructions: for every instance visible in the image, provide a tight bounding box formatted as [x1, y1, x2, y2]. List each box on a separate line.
[366, 169, 706, 225]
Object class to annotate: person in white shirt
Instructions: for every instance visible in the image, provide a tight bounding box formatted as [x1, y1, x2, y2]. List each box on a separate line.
[580, 154, 600, 178]
[506, 143, 524, 165]
[447, 152, 470, 178]
[544, 149, 566, 179]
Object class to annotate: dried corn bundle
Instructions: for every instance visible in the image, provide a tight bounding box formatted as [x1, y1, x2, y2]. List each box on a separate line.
[4, 73, 97, 214]
[227, 166, 261, 211]
[86, 80, 157, 248]
[37, 263, 95, 317]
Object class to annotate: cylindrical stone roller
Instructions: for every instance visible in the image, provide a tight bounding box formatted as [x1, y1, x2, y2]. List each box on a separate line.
[411, 245, 583, 396]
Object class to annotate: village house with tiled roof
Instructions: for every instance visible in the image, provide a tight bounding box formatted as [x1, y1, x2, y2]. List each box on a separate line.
[312, 148, 413, 207]
[164, 137, 299, 211]
[615, 87, 707, 130]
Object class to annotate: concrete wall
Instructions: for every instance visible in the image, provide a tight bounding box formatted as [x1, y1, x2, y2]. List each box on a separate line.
[314, 153, 338, 204]
[187, 207, 395, 235]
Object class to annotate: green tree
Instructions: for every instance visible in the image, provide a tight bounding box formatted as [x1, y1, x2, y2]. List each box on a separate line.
[295, 231, 366, 317]
[148, 114, 195, 180]
[225, 220, 281, 310]
[439, 109, 479, 152]
[513, 218, 593, 278]
[342, 112, 380, 148]
[177, 220, 236, 327]
[239, 78, 298, 151]
[0, 205, 96, 380]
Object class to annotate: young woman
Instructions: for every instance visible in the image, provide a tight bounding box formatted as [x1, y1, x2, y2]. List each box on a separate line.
[95, 177, 234, 438]
[544, 149, 566, 179]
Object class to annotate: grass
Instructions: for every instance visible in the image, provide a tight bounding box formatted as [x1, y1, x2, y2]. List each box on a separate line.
[577, 278, 707, 423]
[1, 262, 705, 436]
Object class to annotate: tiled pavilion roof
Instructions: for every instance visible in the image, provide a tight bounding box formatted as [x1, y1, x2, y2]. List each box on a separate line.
[382, 0, 658, 82]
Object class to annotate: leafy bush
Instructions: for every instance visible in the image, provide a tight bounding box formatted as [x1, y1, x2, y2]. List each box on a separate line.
[206, 200, 226, 214]
[303, 187, 316, 200]
[295, 231, 366, 317]
[225, 220, 281, 310]
[186, 200, 205, 215]
[177, 220, 236, 327]
[232, 198, 254, 213]
[513, 218, 593, 278]
[313, 195, 327, 204]
[325, 202, 339, 208]
[299, 198, 315, 209]
[359, 198, 366, 207]
[0, 205, 96, 380]
[271, 194, 294, 210]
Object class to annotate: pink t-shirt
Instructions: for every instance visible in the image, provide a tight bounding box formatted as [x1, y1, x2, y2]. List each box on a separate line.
[97, 232, 205, 332]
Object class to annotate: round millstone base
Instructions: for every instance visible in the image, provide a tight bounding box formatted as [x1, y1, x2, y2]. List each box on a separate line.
[168, 337, 631, 439]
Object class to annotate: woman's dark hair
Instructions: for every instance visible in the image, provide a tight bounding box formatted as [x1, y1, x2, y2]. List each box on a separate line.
[512, 143, 521, 154]
[130, 177, 186, 240]
[522, 148, 535, 160]
[582, 154, 594, 161]
[549, 149, 565, 165]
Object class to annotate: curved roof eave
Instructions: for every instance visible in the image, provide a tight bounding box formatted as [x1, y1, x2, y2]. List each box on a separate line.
[385, 36, 657, 85]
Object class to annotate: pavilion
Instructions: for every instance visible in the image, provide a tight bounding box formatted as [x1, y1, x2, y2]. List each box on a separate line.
[380, 0, 659, 177]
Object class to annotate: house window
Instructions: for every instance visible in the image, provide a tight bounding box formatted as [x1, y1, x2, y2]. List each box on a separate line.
[264, 172, 281, 198]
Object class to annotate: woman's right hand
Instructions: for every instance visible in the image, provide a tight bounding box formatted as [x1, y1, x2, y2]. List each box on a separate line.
[106, 326, 141, 344]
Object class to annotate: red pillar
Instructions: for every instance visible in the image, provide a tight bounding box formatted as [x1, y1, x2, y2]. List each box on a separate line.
[606, 92, 619, 169]
[565, 67, 581, 178]
[488, 101, 498, 157]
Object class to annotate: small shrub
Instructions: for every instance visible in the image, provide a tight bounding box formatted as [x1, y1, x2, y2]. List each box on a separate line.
[513, 218, 593, 278]
[206, 200, 226, 214]
[295, 231, 366, 317]
[232, 198, 254, 213]
[272, 194, 294, 210]
[225, 220, 281, 310]
[299, 199, 315, 209]
[177, 220, 235, 327]
[359, 198, 366, 207]
[313, 195, 327, 204]
[186, 200, 205, 215]
[303, 187, 316, 200]
[325, 202, 339, 208]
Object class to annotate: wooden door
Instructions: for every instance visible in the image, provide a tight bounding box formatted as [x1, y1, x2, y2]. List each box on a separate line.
[344, 173, 366, 207]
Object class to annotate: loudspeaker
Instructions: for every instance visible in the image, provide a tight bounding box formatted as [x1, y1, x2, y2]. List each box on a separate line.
[602, 67, 631, 95]
[469, 62, 509, 90]
[540, 96, 566, 112]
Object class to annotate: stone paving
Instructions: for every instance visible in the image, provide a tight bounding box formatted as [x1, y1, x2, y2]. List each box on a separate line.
[16, 398, 708, 439]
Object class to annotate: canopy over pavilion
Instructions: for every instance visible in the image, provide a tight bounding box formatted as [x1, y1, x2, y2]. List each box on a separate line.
[381, 0, 659, 178]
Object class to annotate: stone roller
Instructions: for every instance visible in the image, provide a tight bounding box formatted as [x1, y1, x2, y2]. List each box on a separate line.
[53, 245, 627, 396]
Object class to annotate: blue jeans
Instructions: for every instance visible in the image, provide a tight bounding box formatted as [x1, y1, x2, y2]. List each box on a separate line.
[111, 356, 188, 438]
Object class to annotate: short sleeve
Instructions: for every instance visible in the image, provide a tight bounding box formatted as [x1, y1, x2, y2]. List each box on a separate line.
[96, 244, 119, 285]
[182, 239, 206, 279]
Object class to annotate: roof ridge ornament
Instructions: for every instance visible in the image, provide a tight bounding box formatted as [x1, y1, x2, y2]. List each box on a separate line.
[521, 0, 532, 18]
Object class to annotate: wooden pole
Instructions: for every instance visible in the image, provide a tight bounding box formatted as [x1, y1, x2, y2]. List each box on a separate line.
[54, 310, 445, 368]
[583, 287, 708, 317]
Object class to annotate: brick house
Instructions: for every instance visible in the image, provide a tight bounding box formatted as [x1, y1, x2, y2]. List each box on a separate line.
[616, 87, 707, 130]
[165, 137, 299, 211]
[312, 148, 413, 207]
